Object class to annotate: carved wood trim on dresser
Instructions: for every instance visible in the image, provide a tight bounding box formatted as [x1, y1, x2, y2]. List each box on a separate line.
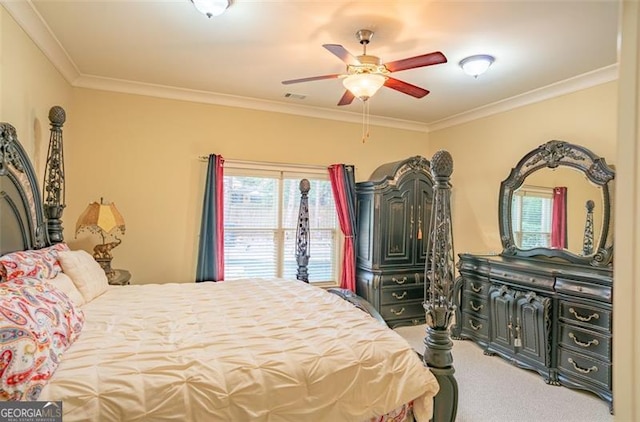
[453, 253, 613, 411]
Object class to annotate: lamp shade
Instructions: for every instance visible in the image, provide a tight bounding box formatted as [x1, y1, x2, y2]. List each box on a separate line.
[459, 54, 495, 78]
[191, 0, 229, 17]
[343, 73, 386, 100]
[76, 201, 126, 236]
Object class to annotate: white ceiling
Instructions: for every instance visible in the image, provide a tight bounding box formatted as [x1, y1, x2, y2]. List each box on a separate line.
[4, 0, 620, 131]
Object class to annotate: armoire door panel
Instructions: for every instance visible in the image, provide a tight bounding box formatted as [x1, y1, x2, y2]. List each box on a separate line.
[415, 176, 434, 265]
[380, 188, 413, 267]
[356, 195, 373, 268]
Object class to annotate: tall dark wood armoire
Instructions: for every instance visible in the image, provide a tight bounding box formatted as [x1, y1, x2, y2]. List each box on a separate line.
[355, 156, 434, 328]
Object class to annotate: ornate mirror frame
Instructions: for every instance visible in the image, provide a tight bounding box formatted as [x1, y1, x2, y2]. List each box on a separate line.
[498, 140, 615, 267]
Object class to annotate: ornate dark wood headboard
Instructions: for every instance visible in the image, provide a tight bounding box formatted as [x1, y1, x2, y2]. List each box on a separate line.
[0, 122, 49, 255]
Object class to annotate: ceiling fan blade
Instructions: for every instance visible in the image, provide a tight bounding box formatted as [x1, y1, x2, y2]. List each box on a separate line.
[323, 44, 361, 65]
[384, 51, 447, 73]
[282, 74, 341, 85]
[384, 77, 430, 98]
[337, 90, 356, 106]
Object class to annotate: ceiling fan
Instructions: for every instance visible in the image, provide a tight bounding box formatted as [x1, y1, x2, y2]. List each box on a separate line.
[282, 29, 447, 106]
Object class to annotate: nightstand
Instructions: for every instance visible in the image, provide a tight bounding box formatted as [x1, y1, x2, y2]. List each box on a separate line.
[109, 269, 131, 286]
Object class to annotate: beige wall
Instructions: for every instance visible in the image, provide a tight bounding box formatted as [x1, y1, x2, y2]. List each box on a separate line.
[428, 82, 617, 258]
[613, 1, 640, 419]
[65, 89, 430, 284]
[0, 7, 72, 172]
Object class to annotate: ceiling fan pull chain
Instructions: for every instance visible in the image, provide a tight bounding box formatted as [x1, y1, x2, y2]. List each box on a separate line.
[362, 100, 371, 143]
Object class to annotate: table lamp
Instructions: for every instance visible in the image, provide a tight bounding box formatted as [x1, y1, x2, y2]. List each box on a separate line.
[76, 198, 125, 279]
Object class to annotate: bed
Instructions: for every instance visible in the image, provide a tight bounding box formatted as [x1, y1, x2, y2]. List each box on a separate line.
[0, 118, 454, 421]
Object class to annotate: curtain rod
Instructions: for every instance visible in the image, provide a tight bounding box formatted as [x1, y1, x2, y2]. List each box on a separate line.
[198, 156, 329, 172]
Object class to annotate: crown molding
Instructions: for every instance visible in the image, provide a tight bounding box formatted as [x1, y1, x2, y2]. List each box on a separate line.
[73, 74, 430, 132]
[427, 64, 619, 132]
[4, 0, 617, 134]
[2, 0, 80, 83]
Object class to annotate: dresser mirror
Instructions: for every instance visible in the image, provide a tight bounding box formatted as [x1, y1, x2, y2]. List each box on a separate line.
[498, 140, 615, 267]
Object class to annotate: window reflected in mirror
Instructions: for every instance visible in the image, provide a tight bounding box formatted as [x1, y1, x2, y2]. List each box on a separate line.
[511, 186, 553, 249]
[509, 167, 603, 256]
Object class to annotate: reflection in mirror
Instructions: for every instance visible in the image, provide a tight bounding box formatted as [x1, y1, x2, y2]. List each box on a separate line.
[510, 167, 603, 256]
[498, 140, 615, 267]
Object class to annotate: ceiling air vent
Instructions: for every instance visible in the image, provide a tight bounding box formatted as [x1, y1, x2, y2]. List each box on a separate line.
[284, 93, 306, 100]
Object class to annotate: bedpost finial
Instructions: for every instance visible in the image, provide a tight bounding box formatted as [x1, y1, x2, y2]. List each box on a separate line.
[49, 106, 66, 127]
[299, 178, 310, 194]
[431, 150, 453, 178]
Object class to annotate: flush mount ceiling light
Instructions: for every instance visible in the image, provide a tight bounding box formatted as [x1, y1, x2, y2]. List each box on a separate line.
[190, 0, 229, 18]
[459, 54, 495, 78]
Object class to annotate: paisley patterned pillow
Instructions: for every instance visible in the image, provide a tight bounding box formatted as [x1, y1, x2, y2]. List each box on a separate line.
[0, 276, 84, 400]
[0, 243, 70, 281]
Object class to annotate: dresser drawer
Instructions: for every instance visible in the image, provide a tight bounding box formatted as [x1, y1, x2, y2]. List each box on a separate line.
[380, 285, 424, 305]
[558, 347, 611, 390]
[489, 268, 554, 291]
[380, 273, 422, 287]
[559, 301, 611, 332]
[558, 323, 611, 360]
[380, 301, 424, 321]
[463, 294, 489, 318]
[461, 311, 489, 339]
[556, 278, 612, 303]
[458, 258, 490, 276]
[464, 279, 490, 297]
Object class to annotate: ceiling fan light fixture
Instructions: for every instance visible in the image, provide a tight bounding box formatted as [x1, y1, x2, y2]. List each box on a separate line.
[343, 73, 386, 101]
[190, 0, 229, 18]
[459, 54, 495, 78]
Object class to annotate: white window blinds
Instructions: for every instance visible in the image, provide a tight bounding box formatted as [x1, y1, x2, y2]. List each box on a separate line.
[511, 186, 553, 249]
[223, 164, 338, 283]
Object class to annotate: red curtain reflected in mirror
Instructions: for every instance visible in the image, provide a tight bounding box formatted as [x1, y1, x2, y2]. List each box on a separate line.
[551, 187, 567, 249]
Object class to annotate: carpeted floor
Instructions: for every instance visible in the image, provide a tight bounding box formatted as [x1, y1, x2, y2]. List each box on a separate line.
[394, 324, 613, 422]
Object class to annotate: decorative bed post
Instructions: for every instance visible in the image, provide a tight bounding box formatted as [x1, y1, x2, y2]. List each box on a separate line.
[423, 150, 459, 422]
[582, 199, 595, 255]
[42, 105, 66, 243]
[296, 178, 310, 282]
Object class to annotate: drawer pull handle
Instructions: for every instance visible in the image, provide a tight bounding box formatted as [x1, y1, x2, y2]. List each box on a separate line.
[469, 302, 484, 312]
[390, 307, 405, 316]
[569, 332, 599, 348]
[392, 277, 407, 285]
[569, 308, 600, 322]
[470, 283, 482, 293]
[469, 320, 483, 331]
[392, 291, 407, 300]
[567, 358, 598, 374]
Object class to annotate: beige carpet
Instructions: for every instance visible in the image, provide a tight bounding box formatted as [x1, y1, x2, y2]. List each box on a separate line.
[394, 324, 613, 422]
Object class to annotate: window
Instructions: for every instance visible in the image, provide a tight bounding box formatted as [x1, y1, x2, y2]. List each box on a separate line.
[223, 162, 339, 284]
[511, 186, 553, 249]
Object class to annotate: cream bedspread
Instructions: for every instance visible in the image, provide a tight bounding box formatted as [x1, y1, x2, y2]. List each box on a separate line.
[40, 279, 439, 421]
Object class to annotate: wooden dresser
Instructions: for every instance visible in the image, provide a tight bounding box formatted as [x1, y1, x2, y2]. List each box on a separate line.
[453, 140, 616, 412]
[453, 253, 613, 408]
[355, 156, 434, 328]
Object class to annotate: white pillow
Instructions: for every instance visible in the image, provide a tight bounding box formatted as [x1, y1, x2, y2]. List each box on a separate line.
[58, 250, 109, 303]
[47, 272, 86, 307]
